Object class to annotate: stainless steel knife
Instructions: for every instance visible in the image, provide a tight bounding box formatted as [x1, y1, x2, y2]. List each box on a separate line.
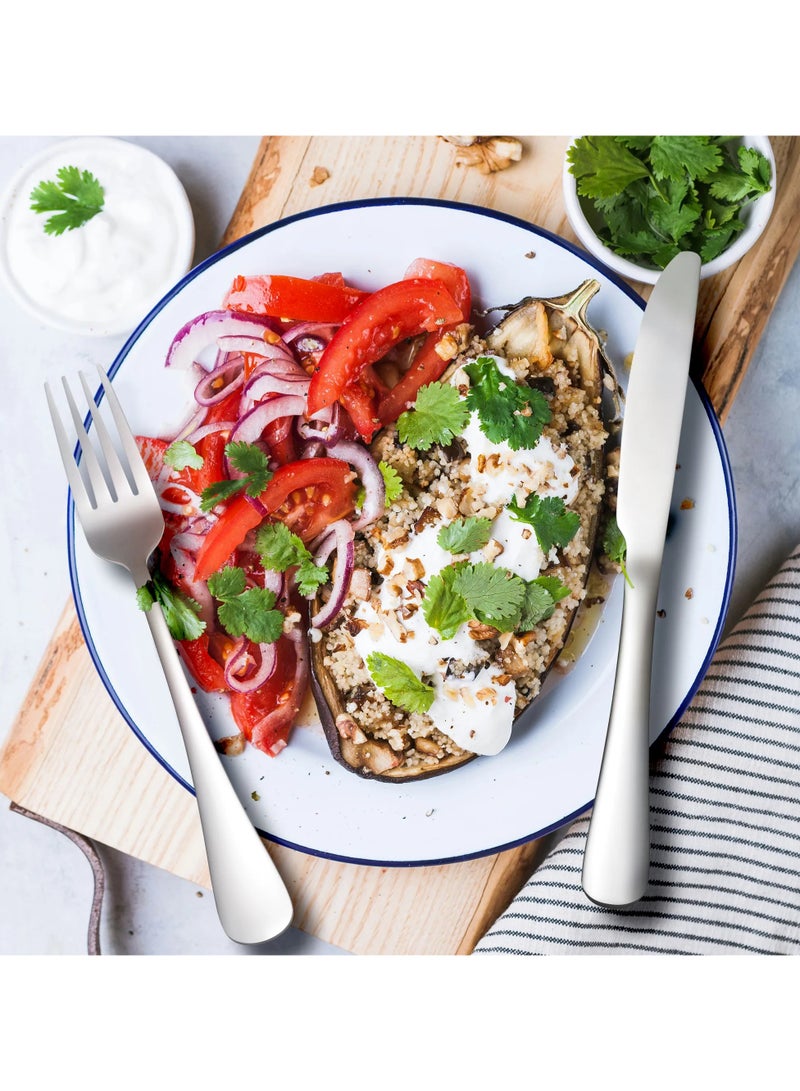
[581, 250, 702, 908]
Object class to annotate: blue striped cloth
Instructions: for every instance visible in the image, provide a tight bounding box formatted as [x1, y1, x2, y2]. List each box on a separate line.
[473, 545, 800, 955]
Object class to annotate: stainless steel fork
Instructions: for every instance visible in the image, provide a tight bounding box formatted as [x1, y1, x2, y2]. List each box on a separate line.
[45, 366, 293, 945]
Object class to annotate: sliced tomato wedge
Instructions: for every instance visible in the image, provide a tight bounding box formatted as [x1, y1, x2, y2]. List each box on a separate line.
[376, 258, 472, 426]
[230, 632, 306, 756]
[403, 257, 471, 317]
[305, 277, 463, 426]
[223, 274, 368, 323]
[178, 635, 229, 692]
[193, 456, 357, 581]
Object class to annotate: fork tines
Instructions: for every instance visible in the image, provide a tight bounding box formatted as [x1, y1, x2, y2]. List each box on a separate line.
[45, 366, 152, 519]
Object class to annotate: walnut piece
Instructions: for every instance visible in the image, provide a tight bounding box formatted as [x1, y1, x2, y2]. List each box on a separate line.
[440, 136, 523, 174]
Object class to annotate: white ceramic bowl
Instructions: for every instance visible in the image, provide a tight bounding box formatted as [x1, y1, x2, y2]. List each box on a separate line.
[562, 136, 776, 284]
[0, 137, 195, 337]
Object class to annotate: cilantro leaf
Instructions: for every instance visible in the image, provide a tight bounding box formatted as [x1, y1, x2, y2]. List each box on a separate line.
[207, 564, 284, 643]
[164, 440, 204, 471]
[508, 494, 580, 554]
[294, 558, 330, 598]
[603, 514, 633, 588]
[379, 461, 404, 506]
[255, 523, 330, 597]
[649, 136, 722, 183]
[136, 584, 154, 611]
[517, 576, 571, 630]
[207, 566, 247, 602]
[200, 441, 273, 512]
[452, 562, 526, 629]
[396, 382, 470, 451]
[217, 588, 284, 644]
[421, 563, 471, 640]
[437, 516, 493, 555]
[226, 441, 272, 495]
[463, 357, 551, 451]
[566, 136, 651, 199]
[29, 165, 105, 236]
[366, 652, 435, 714]
[137, 570, 206, 641]
[256, 523, 303, 570]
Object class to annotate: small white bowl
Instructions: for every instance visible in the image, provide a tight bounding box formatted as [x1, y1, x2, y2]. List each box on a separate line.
[0, 136, 195, 337]
[562, 136, 776, 284]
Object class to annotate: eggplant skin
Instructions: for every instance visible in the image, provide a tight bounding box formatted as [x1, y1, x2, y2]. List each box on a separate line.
[310, 281, 609, 783]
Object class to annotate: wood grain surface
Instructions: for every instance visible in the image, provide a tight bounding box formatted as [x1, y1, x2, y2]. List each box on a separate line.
[3, 135, 799, 955]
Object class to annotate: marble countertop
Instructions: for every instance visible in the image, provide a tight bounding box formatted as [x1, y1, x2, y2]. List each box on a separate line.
[1, 135, 798, 956]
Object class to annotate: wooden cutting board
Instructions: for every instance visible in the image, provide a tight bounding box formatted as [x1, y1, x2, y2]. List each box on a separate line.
[3, 136, 800, 955]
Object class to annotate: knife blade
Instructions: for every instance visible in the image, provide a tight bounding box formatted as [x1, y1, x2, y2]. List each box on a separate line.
[581, 249, 701, 907]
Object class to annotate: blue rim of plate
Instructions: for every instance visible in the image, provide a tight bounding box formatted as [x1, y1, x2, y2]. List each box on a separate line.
[66, 196, 738, 868]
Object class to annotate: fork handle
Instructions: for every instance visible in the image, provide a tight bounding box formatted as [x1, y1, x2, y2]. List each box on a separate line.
[581, 570, 657, 907]
[142, 600, 294, 944]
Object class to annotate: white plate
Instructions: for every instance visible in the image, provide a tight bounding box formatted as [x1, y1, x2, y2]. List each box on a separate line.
[68, 199, 736, 866]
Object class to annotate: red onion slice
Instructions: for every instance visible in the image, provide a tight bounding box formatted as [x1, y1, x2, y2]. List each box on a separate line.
[228, 395, 307, 454]
[244, 370, 311, 402]
[194, 358, 246, 407]
[282, 321, 338, 345]
[223, 637, 278, 694]
[323, 439, 386, 531]
[184, 419, 236, 445]
[310, 518, 355, 627]
[165, 310, 283, 370]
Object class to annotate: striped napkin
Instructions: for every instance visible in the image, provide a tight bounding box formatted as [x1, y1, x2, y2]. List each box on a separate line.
[473, 544, 800, 956]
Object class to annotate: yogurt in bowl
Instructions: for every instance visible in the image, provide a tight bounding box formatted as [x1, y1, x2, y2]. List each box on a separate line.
[0, 136, 195, 337]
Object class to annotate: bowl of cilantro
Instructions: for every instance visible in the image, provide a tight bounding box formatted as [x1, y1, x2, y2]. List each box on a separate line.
[562, 136, 775, 284]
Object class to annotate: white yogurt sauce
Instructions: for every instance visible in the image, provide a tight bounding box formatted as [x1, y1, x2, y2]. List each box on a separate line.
[354, 354, 579, 755]
[0, 137, 194, 336]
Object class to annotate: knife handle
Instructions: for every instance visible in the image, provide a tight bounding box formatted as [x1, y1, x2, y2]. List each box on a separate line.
[581, 569, 659, 907]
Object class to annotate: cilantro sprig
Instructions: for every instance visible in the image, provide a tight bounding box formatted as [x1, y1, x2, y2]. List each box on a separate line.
[397, 382, 470, 451]
[255, 523, 330, 597]
[30, 166, 105, 236]
[507, 493, 580, 554]
[137, 570, 205, 641]
[567, 136, 772, 269]
[200, 441, 272, 512]
[207, 566, 284, 644]
[463, 357, 551, 451]
[366, 652, 435, 714]
[421, 560, 571, 638]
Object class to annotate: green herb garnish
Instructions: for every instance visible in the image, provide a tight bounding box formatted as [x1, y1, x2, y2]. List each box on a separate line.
[396, 381, 470, 451]
[421, 562, 472, 639]
[208, 566, 284, 644]
[379, 461, 404, 506]
[507, 493, 581, 554]
[164, 440, 204, 472]
[30, 166, 105, 236]
[421, 559, 571, 638]
[567, 136, 772, 269]
[137, 570, 205, 641]
[255, 523, 330, 597]
[603, 513, 633, 588]
[366, 652, 435, 714]
[200, 441, 273, 512]
[437, 516, 493, 555]
[463, 356, 551, 451]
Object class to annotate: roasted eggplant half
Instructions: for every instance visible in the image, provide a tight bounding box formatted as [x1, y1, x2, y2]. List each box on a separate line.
[309, 280, 611, 781]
